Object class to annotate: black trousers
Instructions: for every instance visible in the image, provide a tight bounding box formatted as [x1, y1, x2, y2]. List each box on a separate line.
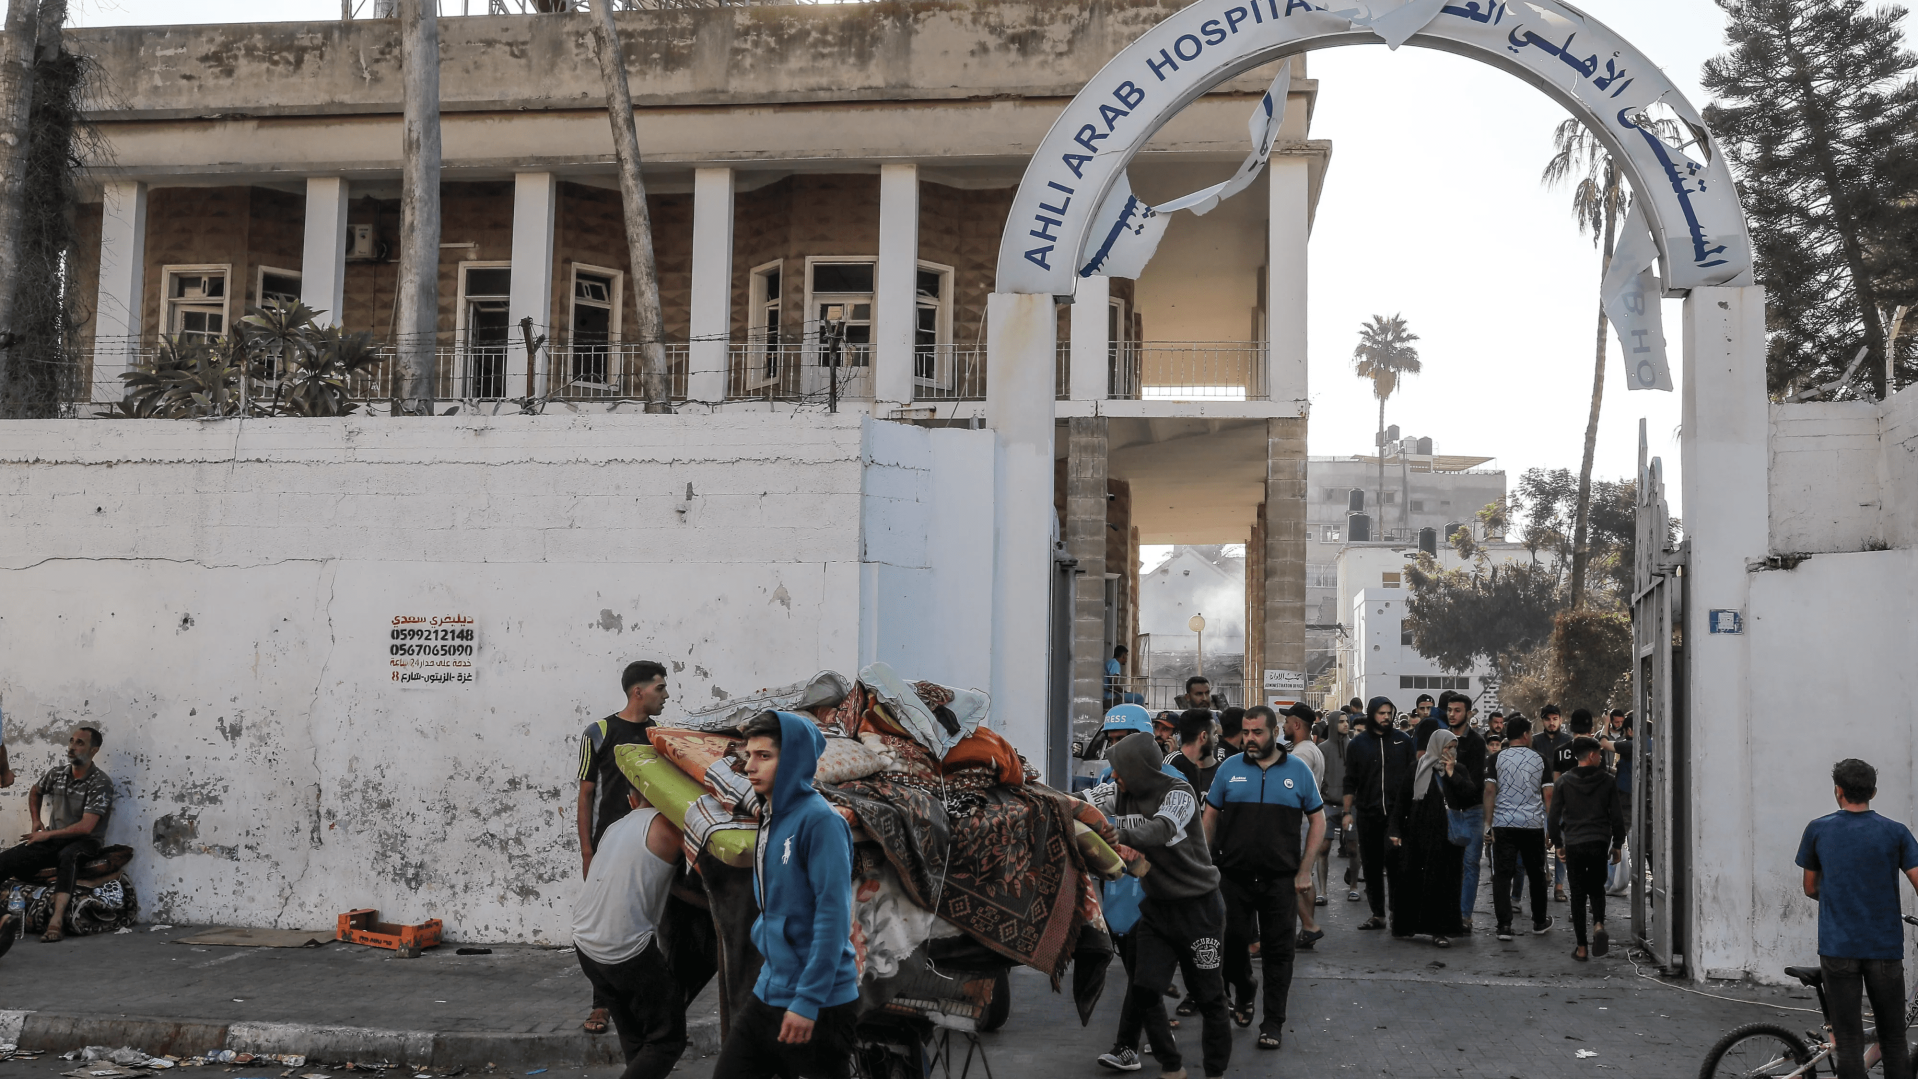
[1563, 841, 1610, 946]
[1111, 931, 1173, 1056]
[1491, 828, 1547, 929]
[0, 836, 100, 895]
[1822, 955, 1911, 1079]
[1130, 892, 1231, 1077]
[575, 943, 687, 1079]
[1220, 872, 1297, 1038]
[1356, 810, 1393, 918]
[711, 994, 858, 1079]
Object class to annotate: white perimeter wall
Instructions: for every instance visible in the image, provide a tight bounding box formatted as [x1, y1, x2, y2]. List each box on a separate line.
[0, 413, 994, 941]
[1694, 384, 1918, 981]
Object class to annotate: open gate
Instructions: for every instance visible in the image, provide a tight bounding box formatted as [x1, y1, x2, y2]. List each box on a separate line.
[1630, 421, 1688, 974]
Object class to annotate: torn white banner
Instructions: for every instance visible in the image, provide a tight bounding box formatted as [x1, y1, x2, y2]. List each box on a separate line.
[1366, 0, 1451, 49]
[1078, 172, 1169, 279]
[1601, 202, 1673, 391]
[1080, 62, 1291, 276]
[1157, 60, 1293, 217]
[1304, 0, 1450, 48]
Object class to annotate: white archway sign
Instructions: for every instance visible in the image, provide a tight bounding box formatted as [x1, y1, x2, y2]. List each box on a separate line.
[994, 0, 1752, 295]
[983, 2, 1768, 984]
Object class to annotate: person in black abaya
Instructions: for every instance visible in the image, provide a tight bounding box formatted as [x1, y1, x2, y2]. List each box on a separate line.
[1388, 727, 1474, 946]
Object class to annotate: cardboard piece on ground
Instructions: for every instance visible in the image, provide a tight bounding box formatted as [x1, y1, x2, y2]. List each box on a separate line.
[172, 926, 331, 948]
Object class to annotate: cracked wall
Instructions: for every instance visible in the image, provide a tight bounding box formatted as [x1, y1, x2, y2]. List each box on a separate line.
[0, 412, 989, 941]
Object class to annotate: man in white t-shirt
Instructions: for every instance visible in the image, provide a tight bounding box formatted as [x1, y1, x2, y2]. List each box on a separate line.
[572, 790, 686, 1079]
[1282, 704, 1327, 948]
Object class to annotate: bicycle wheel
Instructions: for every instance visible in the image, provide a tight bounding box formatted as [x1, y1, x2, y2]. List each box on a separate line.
[1697, 1022, 1813, 1079]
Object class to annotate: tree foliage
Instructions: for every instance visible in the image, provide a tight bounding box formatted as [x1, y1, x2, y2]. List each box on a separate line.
[1404, 556, 1560, 675]
[1405, 469, 1658, 710]
[1703, 0, 1918, 398]
[104, 303, 382, 419]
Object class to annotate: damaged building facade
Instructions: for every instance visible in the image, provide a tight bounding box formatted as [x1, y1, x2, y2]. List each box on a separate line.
[0, 0, 1325, 937]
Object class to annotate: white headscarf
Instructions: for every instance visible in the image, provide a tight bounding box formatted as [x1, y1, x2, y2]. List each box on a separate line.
[1414, 727, 1458, 801]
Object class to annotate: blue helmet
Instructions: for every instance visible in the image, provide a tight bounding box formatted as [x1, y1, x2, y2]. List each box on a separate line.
[1102, 704, 1154, 735]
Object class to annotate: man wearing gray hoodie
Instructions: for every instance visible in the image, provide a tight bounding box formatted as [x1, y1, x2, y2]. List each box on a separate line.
[1083, 732, 1230, 1079]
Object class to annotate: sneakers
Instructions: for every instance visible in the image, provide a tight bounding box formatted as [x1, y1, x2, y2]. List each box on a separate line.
[1097, 1047, 1143, 1072]
[1533, 916, 1556, 935]
[1496, 924, 1514, 941]
[1296, 928, 1325, 950]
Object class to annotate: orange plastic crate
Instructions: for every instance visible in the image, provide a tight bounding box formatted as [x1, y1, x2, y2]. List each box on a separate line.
[337, 908, 442, 957]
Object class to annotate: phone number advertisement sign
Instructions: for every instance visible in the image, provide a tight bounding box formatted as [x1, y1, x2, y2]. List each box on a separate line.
[389, 614, 478, 687]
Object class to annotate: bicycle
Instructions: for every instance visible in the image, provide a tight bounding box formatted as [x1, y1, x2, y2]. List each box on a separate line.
[1698, 915, 1918, 1078]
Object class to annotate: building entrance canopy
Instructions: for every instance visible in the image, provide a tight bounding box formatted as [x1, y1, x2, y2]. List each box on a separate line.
[996, 0, 1753, 297]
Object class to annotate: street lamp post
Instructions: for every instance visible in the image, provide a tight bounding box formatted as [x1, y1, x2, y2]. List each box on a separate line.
[1189, 612, 1206, 678]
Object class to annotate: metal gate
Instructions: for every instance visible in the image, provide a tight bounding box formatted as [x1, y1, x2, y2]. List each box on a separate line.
[1630, 421, 1688, 974]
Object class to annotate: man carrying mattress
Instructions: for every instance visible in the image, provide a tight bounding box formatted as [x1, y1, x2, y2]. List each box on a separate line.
[1083, 731, 1231, 1079]
[711, 711, 859, 1079]
[571, 786, 687, 1079]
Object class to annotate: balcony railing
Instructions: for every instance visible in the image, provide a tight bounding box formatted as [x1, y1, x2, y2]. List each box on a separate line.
[1109, 342, 1268, 401]
[73, 334, 1271, 413]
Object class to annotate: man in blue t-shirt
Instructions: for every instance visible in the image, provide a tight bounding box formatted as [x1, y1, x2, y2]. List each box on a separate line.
[1202, 705, 1324, 1053]
[1795, 758, 1918, 1079]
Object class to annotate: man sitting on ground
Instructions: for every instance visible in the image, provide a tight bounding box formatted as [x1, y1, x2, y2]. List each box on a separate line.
[0, 727, 114, 943]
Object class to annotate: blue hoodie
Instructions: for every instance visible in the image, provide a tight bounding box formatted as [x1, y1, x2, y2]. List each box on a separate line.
[750, 711, 859, 1020]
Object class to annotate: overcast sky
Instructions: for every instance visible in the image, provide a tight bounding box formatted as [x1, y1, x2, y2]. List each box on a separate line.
[70, 0, 1906, 523]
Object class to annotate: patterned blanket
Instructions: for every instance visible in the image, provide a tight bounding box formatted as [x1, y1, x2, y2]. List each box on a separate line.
[822, 776, 1111, 982]
[3, 877, 139, 936]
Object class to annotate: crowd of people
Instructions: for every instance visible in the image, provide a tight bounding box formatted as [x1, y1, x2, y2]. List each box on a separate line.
[1073, 679, 1637, 1077]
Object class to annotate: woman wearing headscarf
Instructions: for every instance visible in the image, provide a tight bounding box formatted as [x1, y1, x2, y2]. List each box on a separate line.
[1388, 727, 1477, 946]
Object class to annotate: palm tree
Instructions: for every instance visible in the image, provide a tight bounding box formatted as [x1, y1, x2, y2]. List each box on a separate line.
[1351, 313, 1421, 535]
[1541, 117, 1638, 609]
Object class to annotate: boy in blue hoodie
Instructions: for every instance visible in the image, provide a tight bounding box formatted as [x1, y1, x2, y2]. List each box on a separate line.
[711, 710, 860, 1079]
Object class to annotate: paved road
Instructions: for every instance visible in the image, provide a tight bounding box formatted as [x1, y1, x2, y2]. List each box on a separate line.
[1, 868, 1826, 1078]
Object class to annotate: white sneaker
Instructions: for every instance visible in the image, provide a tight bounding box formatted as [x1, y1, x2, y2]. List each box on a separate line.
[1096, 1047, 1143, 1072]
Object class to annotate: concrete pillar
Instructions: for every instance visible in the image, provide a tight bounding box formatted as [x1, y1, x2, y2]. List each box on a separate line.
[986, 291, 1058, 775]
[91, 180, 147, 403]
[1261, 418, 1309, 706]
[1246, 508, 1266, 706]
[1680, 285, 1769, 981]
[874, 163, 919, 407]
[1267, 156, 1309, 410]
[689, 166, 734, 407]
[300, 177, 350, 327]
[1066, 417, 1109, 756]
[507, 171, 557, 397]
[1069, 275, 1110, 401]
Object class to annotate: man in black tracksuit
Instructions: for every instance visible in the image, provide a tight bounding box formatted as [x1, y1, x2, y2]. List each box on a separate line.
[1085, 732, 1230, 1079]
[1547, 736, 1627, 960]
[1341, 697, 1416, 930]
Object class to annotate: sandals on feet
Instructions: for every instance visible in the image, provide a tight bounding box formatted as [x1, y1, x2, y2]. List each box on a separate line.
[1256, 1034, 1282, 1051]
[583, 1008, 609, 1034]
[40, 926, 63, 943]
[1357, 915, 1387, 930]
[1571, 945, 1589, 962]
[1230, 1002, 1254, 1028]
[1433, 935, 1451, 948]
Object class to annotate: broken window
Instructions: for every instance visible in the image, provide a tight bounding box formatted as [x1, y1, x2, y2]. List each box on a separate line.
[809, 261, 873, 368]
[460, 264, 512, 399]
[569, 266, 620, 388]
[164, 266, 229, 344]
